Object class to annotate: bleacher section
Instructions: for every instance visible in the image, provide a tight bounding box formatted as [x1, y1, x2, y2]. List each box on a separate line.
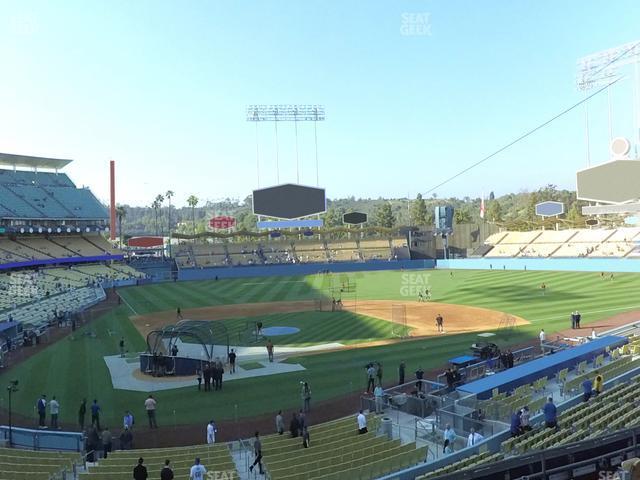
[416, 336, 640, 480]
[53, 235, 120, 256]
[0, 264, 142, 330]
[0, 447, 81, 480]
[359, 239, 393, 261]
[226, 243, 261, 266]
[80, 444, 236, 480]
[0, 236, 123, 265]
[502, 375, 640, 456]
[259, 415, 425, 480]
[483, 228, 640, 259]
[326, 240, 359, 262]
[0, 286, 105, 328]
[174, 237, 405, 268]
[294, 241, 328, 263]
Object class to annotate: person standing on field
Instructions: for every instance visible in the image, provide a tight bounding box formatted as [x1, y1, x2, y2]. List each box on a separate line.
[365, 363, 376, 393]
[206, 420, 217, 444]
[415, 366, 425, 392]
[376, 362, 383, 385]
[49, 396, 60, 429]
[37, 394, 47, 428]
[301, 382, 311, 413]
[228, 348, 237, 374]
[266, 339, 274, 362]
[275, 410, 284, 435]
[398, 361, 406, 385]
[78, 398, 87, 430]
[91, 399, 101, 430]
[144, 395, 158, 428]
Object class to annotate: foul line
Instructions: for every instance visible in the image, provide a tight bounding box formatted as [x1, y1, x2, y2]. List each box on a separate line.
[242, 281, 307, 286]
[118, 293, 139, 316]
[531, 304, 640, 323]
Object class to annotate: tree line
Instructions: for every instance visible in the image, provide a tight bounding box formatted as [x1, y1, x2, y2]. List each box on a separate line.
[113, 184, 593, 238]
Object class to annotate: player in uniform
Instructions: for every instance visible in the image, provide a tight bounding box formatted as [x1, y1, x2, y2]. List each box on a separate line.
[436, 314, 444, 333]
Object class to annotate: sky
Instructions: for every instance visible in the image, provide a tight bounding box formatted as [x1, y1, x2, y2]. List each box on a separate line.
[0, 0, 639, 207]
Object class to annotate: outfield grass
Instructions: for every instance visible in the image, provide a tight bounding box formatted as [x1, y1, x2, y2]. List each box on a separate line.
[1, 269, 639, 427]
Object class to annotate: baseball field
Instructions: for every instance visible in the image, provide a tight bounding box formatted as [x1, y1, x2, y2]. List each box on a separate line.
[1, 268, 639, 429]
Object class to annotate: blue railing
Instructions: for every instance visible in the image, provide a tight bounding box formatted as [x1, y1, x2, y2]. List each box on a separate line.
[0, 426, 84, 452]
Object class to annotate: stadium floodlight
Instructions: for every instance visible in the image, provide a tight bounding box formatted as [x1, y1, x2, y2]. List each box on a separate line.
[246, 104, 326, 187]
[246, 105, 325, 122]
[576, 41, 640, 91]
[576, 41, 640, 166]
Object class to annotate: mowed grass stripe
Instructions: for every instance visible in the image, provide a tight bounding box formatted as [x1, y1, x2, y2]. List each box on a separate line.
[6, 269, 640, 426]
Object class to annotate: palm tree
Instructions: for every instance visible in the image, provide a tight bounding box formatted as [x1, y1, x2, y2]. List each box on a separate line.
[115, 205, 127, 247]
[151, 200, 158, 235]
[187, 195, 199, 235]
[155, 194, 165, 235]
[165, 190, 174, 233]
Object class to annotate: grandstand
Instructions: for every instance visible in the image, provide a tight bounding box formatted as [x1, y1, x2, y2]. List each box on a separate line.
[251, 415, 425, 480]
[0, 447, 82, 480]
[0, 154, 146, 362]
[390, 329, 640, 480]
[172, 236, 405, 269]
[483, 227, 640, 259]
[79, 443, 236, 479]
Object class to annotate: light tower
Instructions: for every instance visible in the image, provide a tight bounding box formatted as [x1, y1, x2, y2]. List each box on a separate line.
[576, 41, 640, 165]
[247, 104, 325, 187]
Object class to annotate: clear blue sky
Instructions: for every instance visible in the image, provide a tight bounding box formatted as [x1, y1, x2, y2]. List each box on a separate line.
[0, 0, 638, 207]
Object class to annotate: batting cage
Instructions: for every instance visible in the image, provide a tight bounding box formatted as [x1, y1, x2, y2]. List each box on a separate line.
[146, 319, 229, 362]
[315, 280, 358, 313]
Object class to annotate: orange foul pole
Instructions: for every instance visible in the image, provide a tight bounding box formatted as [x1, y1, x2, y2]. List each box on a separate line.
[110, 160, 116, 241]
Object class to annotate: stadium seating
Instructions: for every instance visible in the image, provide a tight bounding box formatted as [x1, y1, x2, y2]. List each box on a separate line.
[0, 170, 74, 187]
[0, 447, 81, 480]
[79, 443, 236, 479]
[502, 379, 640, 456]
[359, 239, 393, 261]
[174, 237, 405, 267]
[258, 415, 426, 480]
[532, 229, 577, 244]
[485, 244, 523, 258]
[18, 237, 75, 258]
[0, 286, 105, 328]
[499, 231, 542, 244]
[483, 228, 640, 259]
[294, 241, 329, 263]
[0, 169, 107, 220]
[416, 451, 504, 480]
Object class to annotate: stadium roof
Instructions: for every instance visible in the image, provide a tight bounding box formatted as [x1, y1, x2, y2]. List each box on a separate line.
[0, 152, 72, 170]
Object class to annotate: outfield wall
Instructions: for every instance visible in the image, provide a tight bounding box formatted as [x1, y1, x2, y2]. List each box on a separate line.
[178, 259, 435, 281]
[437, 258, 640, 272]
